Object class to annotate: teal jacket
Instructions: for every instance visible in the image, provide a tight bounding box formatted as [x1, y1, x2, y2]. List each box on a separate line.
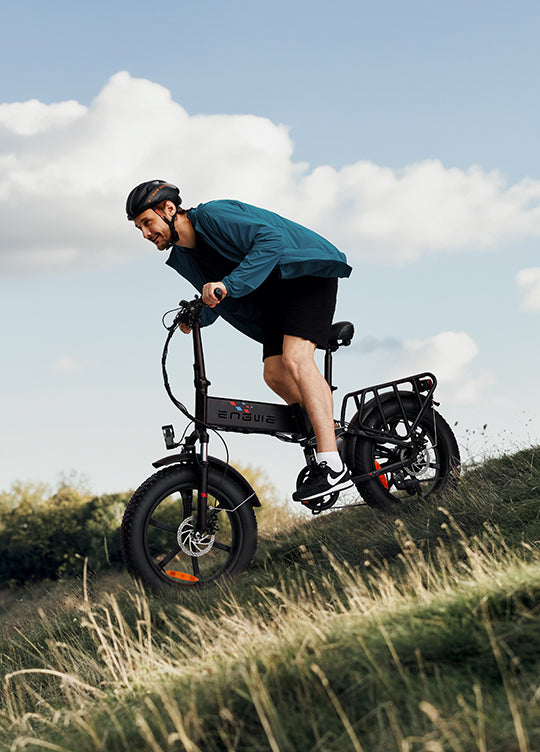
[166, 200, 352, 343]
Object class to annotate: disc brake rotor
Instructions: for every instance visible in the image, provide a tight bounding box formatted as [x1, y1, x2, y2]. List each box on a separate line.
[400, 445, 433, 477]
[177, 516, 216, 557]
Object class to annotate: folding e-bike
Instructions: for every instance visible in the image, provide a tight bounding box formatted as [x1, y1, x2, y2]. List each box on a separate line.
[121, 295, 460, 592]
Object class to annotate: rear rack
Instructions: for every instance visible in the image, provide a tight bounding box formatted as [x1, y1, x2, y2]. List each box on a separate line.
[340, 372, 437, 442]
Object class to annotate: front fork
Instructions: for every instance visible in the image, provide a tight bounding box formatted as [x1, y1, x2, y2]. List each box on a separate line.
[167, 425, 210, 534]
[196, 429, 210, 534]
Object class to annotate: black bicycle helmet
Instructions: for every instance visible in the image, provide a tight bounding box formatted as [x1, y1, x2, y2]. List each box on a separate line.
[125, 180, 181, 221]
[126, 180, 182, 248]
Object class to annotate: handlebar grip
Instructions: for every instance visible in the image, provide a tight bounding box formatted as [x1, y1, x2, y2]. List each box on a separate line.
[214, 287, 223, 301]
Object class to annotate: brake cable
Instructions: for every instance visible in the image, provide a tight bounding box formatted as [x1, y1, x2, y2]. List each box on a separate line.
[161, 304, 196, 423]
[160, 297, 232, 484]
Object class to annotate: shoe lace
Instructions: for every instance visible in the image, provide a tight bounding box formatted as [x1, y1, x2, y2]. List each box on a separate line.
[306, 462, 328, 482]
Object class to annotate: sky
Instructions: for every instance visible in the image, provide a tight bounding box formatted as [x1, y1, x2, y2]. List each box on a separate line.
[1, 0, 539, 500]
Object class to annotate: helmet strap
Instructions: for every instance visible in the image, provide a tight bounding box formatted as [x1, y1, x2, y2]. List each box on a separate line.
[153, 206, 179, 249]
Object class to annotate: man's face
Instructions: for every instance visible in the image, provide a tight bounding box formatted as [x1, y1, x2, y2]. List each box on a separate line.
[134, 207, 171, 251]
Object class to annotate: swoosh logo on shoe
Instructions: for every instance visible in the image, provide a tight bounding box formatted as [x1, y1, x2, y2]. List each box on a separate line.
[327, 469, 348, 487]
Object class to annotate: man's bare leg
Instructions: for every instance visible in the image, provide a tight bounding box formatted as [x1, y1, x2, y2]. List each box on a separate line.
[263, 355, 302, 405]
[264, 336, 351, 501]
[282, 336, 337, 452]
[264, 337, 337, 453]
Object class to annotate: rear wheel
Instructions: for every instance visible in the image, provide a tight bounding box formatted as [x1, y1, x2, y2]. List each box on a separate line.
[121, 464, 258, 592]
[352, 401, 460, 512]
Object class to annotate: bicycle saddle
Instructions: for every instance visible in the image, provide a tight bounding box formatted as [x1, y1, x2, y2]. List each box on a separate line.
[323, 321, 355, 352]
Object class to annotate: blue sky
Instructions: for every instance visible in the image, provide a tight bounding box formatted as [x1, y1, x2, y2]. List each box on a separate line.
[5, 0, 539, 177]
[1, 0, 539, 498]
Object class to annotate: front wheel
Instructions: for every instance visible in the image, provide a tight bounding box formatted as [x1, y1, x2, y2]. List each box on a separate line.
[121, 464, 258, 592]
[351, 401, 460, 512]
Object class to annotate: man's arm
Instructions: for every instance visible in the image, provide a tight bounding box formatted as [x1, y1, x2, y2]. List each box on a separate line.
[220, 234, 281, 297]
[193, 202, 285, 297]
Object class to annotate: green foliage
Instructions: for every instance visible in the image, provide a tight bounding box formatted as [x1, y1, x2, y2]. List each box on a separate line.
[0, 481, 128, 585]
[0, 479, 50, 515]
[0, 464, 287, 588]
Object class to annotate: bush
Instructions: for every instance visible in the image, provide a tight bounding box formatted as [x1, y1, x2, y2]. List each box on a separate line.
[0, 464, 289, 587]
[0, 482, 129, 585]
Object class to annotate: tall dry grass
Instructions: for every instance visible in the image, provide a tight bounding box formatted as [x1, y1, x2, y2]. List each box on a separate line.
[2, 446, 540, 750]
[2, 519, 539, 751]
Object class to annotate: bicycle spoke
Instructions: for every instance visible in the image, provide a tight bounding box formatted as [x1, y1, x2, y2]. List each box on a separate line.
[149, 518, 178, 533]
[213, 541, 232, 553]
[157, 545, 182, 569]
[182, 490, 193, 517]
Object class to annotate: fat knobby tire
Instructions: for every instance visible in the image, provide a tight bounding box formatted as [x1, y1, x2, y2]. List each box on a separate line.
[353, 401, 460, 512]
[121, 464, 258, 592]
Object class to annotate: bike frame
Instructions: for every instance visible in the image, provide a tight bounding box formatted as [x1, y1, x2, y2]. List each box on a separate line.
[160, 304, 438, 533]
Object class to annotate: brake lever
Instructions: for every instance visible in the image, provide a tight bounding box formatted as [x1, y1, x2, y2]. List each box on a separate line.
[166, 291, 220, 332]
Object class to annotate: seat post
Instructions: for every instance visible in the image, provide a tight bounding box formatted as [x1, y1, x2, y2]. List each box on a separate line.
[321, 320, 354, 392]
[324, 347, 337, 392]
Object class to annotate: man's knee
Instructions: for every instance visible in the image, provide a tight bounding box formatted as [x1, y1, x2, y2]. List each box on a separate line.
[263, 357, 284, 391]
[281, 338, 316, 380]
[281, 351, 300, 381]
[263, 368, 280, 392]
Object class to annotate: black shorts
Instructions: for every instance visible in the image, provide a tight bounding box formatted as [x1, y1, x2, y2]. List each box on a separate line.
[252, 275, 338, 360]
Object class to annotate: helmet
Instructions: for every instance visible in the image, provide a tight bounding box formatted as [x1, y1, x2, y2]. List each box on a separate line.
[125, 180, 181, 221]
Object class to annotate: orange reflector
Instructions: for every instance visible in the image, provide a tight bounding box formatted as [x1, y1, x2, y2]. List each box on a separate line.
[165, 570, 199, 582]
[374, 461, 389, 489]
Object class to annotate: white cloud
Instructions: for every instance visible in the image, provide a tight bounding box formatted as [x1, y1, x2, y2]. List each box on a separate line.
[397, 331, 492, 404]
[311, 161, 540, 263]
[517, 267, 540, 312]
[0, 99, 86, 136]
[2, 71, 540, 274]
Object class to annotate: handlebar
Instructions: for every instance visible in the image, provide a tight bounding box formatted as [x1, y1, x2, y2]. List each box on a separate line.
[165, 287, 223, 332]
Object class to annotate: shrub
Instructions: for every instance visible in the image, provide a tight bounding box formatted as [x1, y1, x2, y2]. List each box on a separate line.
[0, 464, 288, 586]
[0, 483, 128, 585]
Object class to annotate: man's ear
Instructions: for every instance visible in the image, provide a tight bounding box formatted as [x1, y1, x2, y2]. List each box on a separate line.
[153, 200, 174, 221]
[162, 199, 177, 219]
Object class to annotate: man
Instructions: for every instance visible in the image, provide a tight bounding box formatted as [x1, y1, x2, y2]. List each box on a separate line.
[126, 180, 353, 502]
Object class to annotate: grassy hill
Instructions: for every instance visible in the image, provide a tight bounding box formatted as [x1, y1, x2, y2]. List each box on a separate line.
[1, 447, 540, 751]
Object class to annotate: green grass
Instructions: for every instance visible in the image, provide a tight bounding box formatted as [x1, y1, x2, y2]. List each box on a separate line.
[1, 447, 540, 751]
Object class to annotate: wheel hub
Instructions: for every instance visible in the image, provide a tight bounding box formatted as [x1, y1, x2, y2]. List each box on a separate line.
[400, 445, 432, 477]
[177, 516, 216, 556]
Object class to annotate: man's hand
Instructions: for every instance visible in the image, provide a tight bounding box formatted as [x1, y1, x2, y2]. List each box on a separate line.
[179, 323, 191, 334]
[202, 281, 228, 307]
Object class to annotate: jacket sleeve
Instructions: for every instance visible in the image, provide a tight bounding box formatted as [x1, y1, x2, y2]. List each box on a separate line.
[200, 306, 219, 328]
[196, 204, 285, 297]
[221, 231, 282, 297]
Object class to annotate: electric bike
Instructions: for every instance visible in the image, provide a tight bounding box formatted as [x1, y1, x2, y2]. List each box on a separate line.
[121, 295, 460, 591]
